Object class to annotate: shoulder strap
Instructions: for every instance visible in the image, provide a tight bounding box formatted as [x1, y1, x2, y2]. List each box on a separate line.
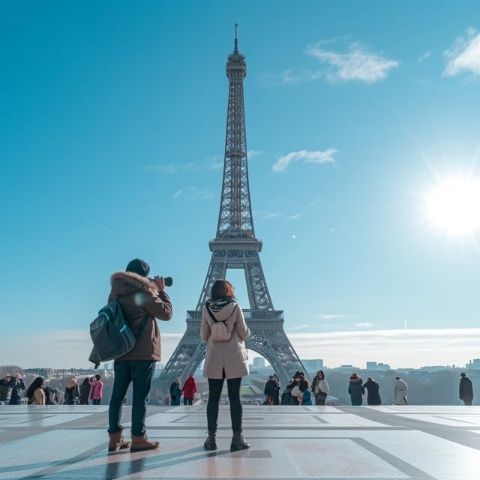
[205, 304, 219, 323]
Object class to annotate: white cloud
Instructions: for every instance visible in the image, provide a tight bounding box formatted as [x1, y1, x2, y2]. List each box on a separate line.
[305, 41, 399, 84]
[4, 328, 480, 370]
[417, 50, 432, 63]
[273, 148, 337, 172]
[263, 211, 282, 220]
[287, 213, 303, 220]
[444, 28, 480, 77]
[173, 187, 213, 201]
[261, 39, 398, 86]
[354, 322, 373, 329]
[314, 313, 355, 321]
[289, 324, 310, 331]
[247, 150, 263, 159]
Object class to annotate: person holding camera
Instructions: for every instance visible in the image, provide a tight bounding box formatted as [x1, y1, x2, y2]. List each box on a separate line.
[201, 280, 250, 452]
[107, 259, 173, 453]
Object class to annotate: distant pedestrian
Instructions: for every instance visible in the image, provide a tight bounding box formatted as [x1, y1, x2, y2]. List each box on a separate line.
[459, 372, 473, 406]
[170, 378, 182, 406]
[264, 375, 277, 405]
[79, 378, 91, 405]
[90, 374, 104, 405]
[9, 374, 25, 405]
[0, 374, 15, 404]
[44, 386, 59, 405]
[348, 373, 364, 406]
[364, 377, 382, 406]
[182, 376, 197, 405]
[394, 377, 408, 405]
[301, 385, 313, 405]
[311, 370, 329, 406]
[201, 279, 251, 452]
[271, 374, 280, 405]
[64, 377, 80, 405]
[287, 373, 304, 405]
[27, 377, 46, 405]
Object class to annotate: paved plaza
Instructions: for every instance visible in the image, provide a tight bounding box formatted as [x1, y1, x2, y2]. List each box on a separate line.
[0, 404, 479, 479]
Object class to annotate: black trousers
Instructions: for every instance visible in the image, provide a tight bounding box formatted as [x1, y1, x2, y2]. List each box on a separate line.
[207, 377, 242, 433]
[183, 398, 193, 405]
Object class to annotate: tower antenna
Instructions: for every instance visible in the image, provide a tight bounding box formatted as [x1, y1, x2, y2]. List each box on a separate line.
[234, 23, 239, 53]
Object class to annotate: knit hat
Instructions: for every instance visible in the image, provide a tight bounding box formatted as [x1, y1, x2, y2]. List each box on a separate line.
[126, 258, 150, 277]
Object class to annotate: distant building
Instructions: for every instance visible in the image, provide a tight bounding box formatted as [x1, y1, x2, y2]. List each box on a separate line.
[102, 363, 110, 370]
[366, 362, 391, 372]
[302, 359, 324, 372]
[333, 365, 359, 372]
[252, 357, 266, 369]
[466, 359, 480, 370]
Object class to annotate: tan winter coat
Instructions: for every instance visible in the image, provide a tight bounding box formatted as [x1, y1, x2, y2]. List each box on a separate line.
[108, 271, 173, 361]
[201, 302, 250, 379]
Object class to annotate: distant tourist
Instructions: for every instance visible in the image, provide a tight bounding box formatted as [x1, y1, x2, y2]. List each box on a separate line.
[264, 375, 280, 405]
[287, 372, 309, 405]
[44, 386, 59, 405]
[0, 374, 15, 404]
[107, 258, 173, 453]
[459, 372, 473, 406]
[364, 377, 382, 406]
[182, 376, 197, 405]
[201, 279, 251, 452]
[9, 374, 25, 405]
[394, 377, 408, 405]
[170, 379, 182, 406]
[311, 370, 329, 406]
[64, 376, 80, 405]
[27, 377, 46, 405]
[90, 374, 104, 405]
[348, 373, 365, 406]
[79, 378, 91, 405]
[287, 373, 302, 405]
[281, 379, 294, 405]
[301, 383, 313, 405]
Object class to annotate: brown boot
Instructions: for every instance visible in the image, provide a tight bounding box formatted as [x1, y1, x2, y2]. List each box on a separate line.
[130, 435, 159, 452]
[108, 431, 130, 452]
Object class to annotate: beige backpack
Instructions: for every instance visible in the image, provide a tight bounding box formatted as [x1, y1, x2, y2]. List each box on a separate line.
[206, 304, 236, 342]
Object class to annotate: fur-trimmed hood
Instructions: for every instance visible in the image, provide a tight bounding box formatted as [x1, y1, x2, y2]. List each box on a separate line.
[110, 271, 159, 298]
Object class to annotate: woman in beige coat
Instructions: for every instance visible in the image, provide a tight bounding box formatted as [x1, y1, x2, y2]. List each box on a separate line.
[201, 280, 251, 452]
[27, 377, 46, 405]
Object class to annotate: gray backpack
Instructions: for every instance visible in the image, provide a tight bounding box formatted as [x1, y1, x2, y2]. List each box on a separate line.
[88, 300, 148, 368]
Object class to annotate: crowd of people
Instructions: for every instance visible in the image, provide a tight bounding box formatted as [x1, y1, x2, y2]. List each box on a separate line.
[261, 370, 474, 407]
[0, 374, 104, 406]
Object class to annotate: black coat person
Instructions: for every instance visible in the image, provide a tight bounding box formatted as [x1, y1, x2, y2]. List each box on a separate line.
[348, 373, 365, 406]
[459, 373, 473, 405]
[9, 377, 25, 405]
[364, 378, 382, 406]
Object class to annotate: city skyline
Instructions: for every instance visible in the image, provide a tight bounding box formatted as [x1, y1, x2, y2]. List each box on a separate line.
[2, 1, 480, 369]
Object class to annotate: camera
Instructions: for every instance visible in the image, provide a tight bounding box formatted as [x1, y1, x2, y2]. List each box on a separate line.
[151, 276, 173, 287]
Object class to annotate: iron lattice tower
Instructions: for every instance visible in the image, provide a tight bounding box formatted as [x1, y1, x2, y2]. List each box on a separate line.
[159, 28, 306, 391]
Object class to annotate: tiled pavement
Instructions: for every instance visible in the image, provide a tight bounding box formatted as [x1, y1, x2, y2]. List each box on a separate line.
[0, 405, 479, 479]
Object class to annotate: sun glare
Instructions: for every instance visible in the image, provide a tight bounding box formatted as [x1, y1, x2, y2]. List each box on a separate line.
[425, 175, 480, 236]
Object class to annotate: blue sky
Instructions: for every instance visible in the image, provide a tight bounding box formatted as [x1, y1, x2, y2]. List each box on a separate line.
[2, 1, 480, 367]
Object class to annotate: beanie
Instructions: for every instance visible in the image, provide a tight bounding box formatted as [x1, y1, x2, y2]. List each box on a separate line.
[126, 258, 150, 277]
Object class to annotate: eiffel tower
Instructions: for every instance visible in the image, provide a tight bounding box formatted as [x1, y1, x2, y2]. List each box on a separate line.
[159, 27, 306, 391]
